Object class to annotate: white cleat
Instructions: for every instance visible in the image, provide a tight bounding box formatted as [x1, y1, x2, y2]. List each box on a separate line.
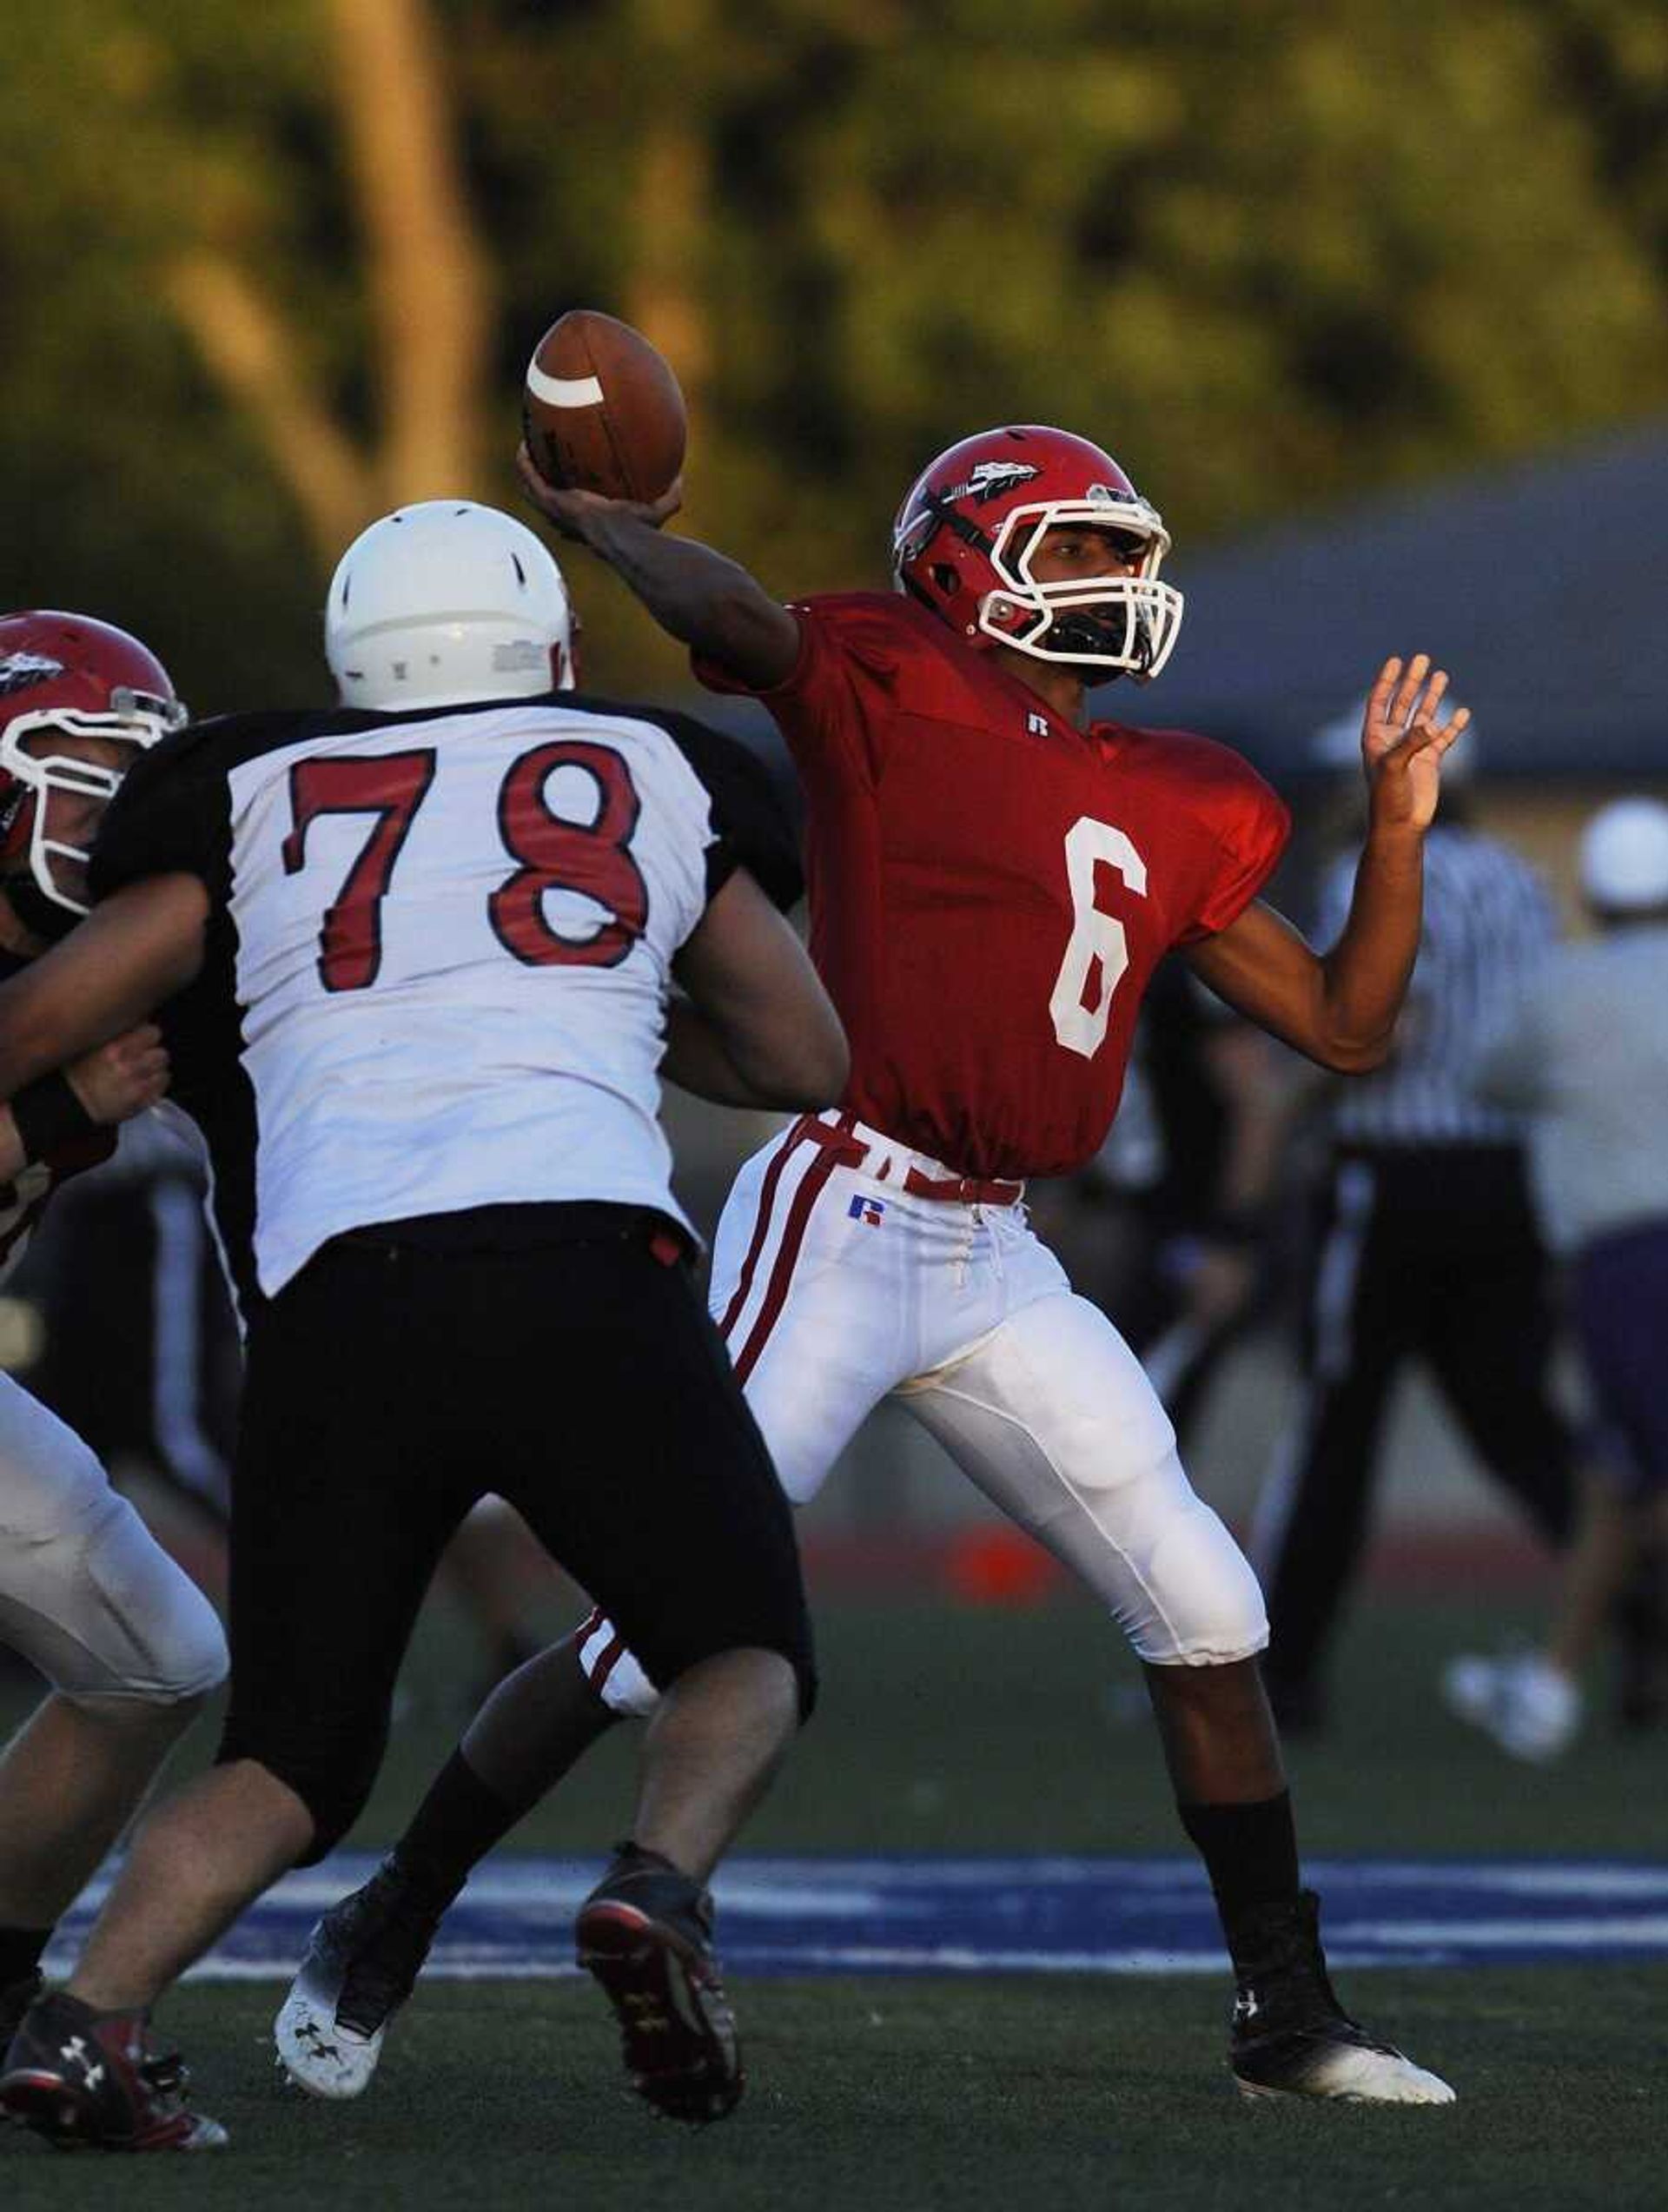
[274, 1985, 384, 2101]
[271, 1858, 441, 2100]
[1442, 1652, 1582, 1762]
[1234, 2030, 1456, 2105]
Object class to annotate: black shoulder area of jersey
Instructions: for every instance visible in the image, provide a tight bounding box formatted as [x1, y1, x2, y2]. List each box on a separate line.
[87, 697, 533, 905]
[564, 692, 804, 913]
[92, 690, 803, 914]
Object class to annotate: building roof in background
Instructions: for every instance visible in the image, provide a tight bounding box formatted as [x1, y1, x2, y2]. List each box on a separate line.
[1128, 418, 1668, 782]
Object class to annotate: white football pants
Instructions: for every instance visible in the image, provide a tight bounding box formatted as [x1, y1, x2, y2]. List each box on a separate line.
[582, 1112, 1267, 1713]
[0, 1369, 227, 1705]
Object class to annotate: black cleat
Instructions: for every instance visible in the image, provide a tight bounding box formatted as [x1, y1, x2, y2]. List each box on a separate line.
[1227, 1891, 1454, 2105]
[274, 1854, 443, 2099]
[0, 1991, 227, 2149]
[576, 1844, 742, 2125]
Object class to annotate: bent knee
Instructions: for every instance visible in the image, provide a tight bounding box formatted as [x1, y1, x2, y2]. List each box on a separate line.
[2, 1496, 228, 1705]
[1062, 1444, 1267, 1665]
[86, 1506, 228, 1703]
[217, 1718, 375, 1865]
[1128, 1492, 1268, 1666]
[578, 1611, 662, 1719]
[579, 1611, 817, 1724]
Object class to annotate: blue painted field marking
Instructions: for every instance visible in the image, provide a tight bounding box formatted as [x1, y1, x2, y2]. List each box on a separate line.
[42, 1856, 1668, 1983]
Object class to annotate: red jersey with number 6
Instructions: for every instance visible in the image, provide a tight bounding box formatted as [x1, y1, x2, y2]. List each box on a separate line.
[698, 591, 1288, 1182]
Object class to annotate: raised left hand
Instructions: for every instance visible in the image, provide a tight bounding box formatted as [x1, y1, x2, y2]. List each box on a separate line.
[1360, 654, 1470, 833]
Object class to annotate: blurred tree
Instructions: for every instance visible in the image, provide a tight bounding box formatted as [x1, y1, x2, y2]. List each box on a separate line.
[169, 0, 492, 553]
[2, 0, 1666, 710]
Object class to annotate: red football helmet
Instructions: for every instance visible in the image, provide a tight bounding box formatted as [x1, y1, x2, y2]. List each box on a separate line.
[891, 426, 1184, 679]
[0, 611, 187, 923]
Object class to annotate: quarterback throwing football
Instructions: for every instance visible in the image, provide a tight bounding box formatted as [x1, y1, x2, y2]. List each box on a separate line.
[281, 426, 1465, 2107]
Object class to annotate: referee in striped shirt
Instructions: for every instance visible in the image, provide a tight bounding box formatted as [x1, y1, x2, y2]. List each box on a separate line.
[1251, 710, 1575, 1731]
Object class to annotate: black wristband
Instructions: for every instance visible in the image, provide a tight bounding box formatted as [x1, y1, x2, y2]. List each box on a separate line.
[10, 1070, 98, 1163]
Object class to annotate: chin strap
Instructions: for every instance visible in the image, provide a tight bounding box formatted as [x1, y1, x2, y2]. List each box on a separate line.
[3, 874, 80, 944]
[921, 489, 996, 556]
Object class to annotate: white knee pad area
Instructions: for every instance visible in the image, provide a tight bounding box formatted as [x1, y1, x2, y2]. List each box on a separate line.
[0, 1487, 227, 1705]
[1129, 1483, 1269, 1666]
[1, 1374, 226, 1702]
[904, 1294, 1269, 1666]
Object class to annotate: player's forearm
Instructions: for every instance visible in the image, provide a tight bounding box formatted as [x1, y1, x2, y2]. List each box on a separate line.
[664, 994, 845, 1111]
[0, 878, 204, 1102]
[578, 512, 798, 685]
[1315, 823, 1426, 1070]
[662, 998, 785, 1108]
[0, 967, 108, 1101]
[0, 1107, 25, 1183]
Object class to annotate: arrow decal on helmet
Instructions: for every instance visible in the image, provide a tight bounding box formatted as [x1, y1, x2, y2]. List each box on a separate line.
[0, 654, 66, 698]
[946, 460, 1042, 505]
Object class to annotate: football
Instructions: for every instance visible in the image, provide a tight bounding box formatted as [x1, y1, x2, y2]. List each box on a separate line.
[521, 309, 687, 503]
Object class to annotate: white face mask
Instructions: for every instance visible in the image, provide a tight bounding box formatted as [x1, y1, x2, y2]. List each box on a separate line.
[0, 695, 184, 914]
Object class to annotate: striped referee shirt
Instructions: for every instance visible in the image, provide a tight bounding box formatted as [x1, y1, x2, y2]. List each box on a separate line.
[1314, 823, 1559, 1147]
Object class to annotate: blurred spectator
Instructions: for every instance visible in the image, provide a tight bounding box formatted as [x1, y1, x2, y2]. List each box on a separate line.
[11, 1109, 235, 1552]
[1249, 710, 1577, 1732]
[1444, 798, 1668, 1758]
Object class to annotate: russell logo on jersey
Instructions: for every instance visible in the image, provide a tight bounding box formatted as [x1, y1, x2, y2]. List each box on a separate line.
[848, 1195, 887, 1229]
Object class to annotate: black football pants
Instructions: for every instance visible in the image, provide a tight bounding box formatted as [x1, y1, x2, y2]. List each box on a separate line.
[217, 1202, 815, 1858]
[1255, 1144, 1575, 1693]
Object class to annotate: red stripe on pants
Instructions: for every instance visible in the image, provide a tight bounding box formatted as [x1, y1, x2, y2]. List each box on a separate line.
[589, 1631, 626, 1692]
[576, 1602, 625, 1694]
[731, 1142, 844, 1384]
[716, 1117, 810, 1342]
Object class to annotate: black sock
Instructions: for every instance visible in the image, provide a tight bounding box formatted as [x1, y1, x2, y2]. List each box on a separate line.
[391, 1751, 525, 1911]
[1179, 1789, 1301, 1926]
[0, 1923, 52, 1989]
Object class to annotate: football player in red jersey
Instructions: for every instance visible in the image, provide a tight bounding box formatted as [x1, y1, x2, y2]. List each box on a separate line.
[0, 614, 227, 2060]
[275, 428, 1464, 2105]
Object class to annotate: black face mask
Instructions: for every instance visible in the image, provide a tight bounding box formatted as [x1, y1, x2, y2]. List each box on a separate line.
[1042, 603, 1155, 673]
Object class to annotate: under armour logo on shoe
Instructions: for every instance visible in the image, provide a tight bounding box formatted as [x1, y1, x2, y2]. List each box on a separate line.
[1232, 1990, 1261, 2028]
[64, 2034, 105, 2091]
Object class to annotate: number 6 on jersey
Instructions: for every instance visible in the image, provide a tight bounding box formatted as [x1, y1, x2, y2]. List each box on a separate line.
[1049, 817, 1148, 1059]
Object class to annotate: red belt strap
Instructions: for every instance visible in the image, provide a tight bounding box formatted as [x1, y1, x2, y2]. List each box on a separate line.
[902, 1166, 1024, 1208]
[798, 1116, 870, 1166]
[800, 1114, 1022, 1206]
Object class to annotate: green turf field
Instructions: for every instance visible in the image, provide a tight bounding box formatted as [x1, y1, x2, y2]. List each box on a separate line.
[4, 1970, 1664, 2210]
[3, 1586, 1664, 2206]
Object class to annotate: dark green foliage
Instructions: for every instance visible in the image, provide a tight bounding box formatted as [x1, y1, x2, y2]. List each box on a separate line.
[3, 3, 1667, 707]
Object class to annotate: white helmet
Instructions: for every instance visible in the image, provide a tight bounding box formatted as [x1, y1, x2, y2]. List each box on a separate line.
[325, 500, 576, 711]
[1579, 798, 1668, 914]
